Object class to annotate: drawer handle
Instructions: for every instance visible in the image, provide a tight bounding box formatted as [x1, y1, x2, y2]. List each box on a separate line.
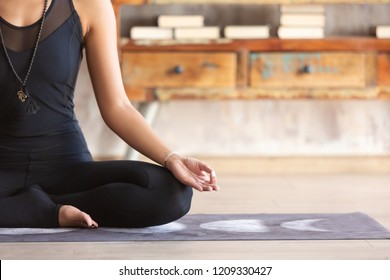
[173, 66, 184, 74]
[299, 65, 313, 74]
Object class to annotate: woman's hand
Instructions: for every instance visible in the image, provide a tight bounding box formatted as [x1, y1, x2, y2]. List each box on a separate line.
[165, 154, 220, 192]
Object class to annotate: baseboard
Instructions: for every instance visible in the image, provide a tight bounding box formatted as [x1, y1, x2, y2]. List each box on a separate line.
[94, 155, 390, 175]
[191, 156, 390, 175]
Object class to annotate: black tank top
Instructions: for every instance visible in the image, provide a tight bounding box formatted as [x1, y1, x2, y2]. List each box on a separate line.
[0, 0, 84, 139]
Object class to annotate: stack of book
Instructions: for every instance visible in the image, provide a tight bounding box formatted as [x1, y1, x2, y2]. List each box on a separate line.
[130, 15, 220, 40]
[277, 5, 325, 39]
[160, 15, 220, 40]
[130, 26, 173, 40]
[224, 25, 270, 39]
[376, 26, 390, 39]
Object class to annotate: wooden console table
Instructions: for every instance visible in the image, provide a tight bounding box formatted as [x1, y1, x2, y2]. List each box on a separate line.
[112, 0, 390, 100]
[112, 0, 390, 159]
[119, 38, 390, 101]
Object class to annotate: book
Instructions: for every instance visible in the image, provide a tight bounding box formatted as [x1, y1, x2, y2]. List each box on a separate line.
[280, 5, 325, 14]
[280, 14, 325, 27]
[158, 15, 204, 28]
[174, 27, 220, 40]
[224, 25, 270, 39]
[376, 25, 390, 39]
[130, 27, 173, 40]
[277, 26, 324, 39]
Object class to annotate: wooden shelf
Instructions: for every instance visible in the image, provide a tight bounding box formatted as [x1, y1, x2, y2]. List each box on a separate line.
[120, 37, 390, 52]
[113, 1, 390, 101]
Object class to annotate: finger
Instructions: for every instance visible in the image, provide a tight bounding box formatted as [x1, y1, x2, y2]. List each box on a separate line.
[196, 173, 211, 183]
[199, 183, 212, 192]
[194, 178, 217, 192]
[192, 164, 217, 186]
[201, 171, 219, 191]
[209, 170, 217, 185]
[211, 184, 220, 191]
[196, 160, 214, 174]
[209, 184, 220, 191]
[188, 177, 204, 192]
[199, 181, 220, 192]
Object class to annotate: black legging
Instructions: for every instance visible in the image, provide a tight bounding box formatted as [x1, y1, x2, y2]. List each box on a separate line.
[0, 143, 193, 228]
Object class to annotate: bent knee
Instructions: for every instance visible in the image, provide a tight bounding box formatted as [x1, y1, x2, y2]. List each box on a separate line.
[156, 183, 193, 221]
[140, 183, 193, 227]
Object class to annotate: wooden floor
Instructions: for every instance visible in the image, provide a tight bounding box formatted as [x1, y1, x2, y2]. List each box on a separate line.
[0, 171, 389, 260]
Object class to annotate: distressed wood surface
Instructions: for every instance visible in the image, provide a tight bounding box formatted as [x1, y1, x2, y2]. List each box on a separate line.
[121, 52, 237, 88]
[249, 52, 370, 88]
[119, 40, 390, 101]
[155, 87, 390, 100]
[237, 49, 249, 88]
[378, 53, 390, 86]
[155, 88, 240, 101]
[121, 38, 390, 52]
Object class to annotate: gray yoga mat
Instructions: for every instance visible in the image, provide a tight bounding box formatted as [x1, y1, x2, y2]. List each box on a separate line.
[0, 212, 389, 242]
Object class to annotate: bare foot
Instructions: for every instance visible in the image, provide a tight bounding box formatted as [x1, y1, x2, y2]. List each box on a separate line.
[59, 205, 98, 228]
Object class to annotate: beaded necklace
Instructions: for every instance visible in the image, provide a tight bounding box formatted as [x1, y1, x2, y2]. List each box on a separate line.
[0, 0, 49, 114]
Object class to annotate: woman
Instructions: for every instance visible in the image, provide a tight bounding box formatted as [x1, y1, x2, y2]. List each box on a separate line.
[0, 0, 219, 228]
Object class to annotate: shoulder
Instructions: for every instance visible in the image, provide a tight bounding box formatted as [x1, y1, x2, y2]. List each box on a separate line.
[73, 0, 115, 36]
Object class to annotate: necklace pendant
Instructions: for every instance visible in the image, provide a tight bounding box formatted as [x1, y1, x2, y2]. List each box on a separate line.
[17, 88, 28, 103]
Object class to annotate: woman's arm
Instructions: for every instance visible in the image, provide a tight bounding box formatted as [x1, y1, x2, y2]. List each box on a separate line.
[76, 0, 169, 166]
[74, 0, 219, 191]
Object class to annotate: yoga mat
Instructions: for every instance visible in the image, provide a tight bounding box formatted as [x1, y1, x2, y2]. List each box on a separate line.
[0, 212, 389, 242]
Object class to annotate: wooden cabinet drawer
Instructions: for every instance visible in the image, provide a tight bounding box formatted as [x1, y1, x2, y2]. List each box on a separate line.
[250, 52, 371, 89]
[378, 53, 390, 86]
[122, 52, 237, 88]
